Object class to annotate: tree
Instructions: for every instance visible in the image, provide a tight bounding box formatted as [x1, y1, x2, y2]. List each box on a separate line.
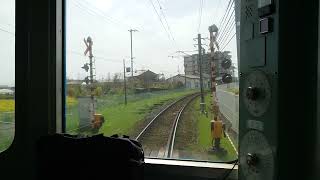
[94, 86, 103, 96]
[113, 73, 120, 83]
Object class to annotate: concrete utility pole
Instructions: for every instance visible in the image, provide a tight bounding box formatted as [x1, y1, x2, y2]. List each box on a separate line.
[209, 25, 220, 120]
[197, 34, 205, 113]
[129, 29, 138, 77]
[123, 59, 127, 105]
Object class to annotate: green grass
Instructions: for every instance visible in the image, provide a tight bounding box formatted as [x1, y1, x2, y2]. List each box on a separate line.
[66, 89, 196, 135]
[0, 99, 15, 152]
[65, 96, 80, 133]
[0, 131, 14, 152]
[66, 96, 78, 106]
[99, 90, 196, 136]
[66, 105, 80, 133]
[227, 88, 239, 95]
[191, 94, 237, 162]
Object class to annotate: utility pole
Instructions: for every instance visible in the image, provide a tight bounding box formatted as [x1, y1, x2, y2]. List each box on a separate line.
[184, 64, 187, 88]
[129, 29, 138, 77]
[197, 34, 205, 113]
[123, 59, 127, 105]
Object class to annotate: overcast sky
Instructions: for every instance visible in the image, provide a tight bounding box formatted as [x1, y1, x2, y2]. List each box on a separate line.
[0, 0, 238, 85]
[0, 0, 15, 86]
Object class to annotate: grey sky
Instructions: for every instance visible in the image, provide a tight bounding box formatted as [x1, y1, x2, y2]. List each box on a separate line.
[0, 0, 238, 85]
[66, 0, 238, 81]
[0, 0, 15, 86]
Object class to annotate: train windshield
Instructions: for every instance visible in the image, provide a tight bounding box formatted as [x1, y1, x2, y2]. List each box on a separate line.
[65, 0, 239, 162]
[0, 0, 15, 153]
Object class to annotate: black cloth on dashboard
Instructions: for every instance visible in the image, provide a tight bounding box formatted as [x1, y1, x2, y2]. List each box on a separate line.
[36, 134, 144, 180]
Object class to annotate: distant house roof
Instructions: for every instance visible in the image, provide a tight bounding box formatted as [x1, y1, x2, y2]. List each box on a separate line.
[131, 70, 158, 77]
[129, 70, 159, 81]
[0, 89, 14, 95]
[168, 74, 210, 80]
[132, 70, 148, 77]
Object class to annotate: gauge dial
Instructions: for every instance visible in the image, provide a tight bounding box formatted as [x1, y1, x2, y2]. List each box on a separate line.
[243, 71, 271, 117]
[240, 130, 274, 180]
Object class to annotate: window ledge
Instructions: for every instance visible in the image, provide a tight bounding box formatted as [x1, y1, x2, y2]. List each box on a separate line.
[145, 158, 238, 179]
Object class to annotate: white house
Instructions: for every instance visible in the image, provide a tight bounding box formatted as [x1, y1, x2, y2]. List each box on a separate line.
[167, 74, 210, 89]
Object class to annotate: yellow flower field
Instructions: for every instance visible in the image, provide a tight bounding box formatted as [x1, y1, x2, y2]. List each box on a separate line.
[0, 99, 15, 112]
[66, 96, 78, 107]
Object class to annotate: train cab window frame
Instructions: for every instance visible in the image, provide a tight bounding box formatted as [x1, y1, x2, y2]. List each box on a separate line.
[0, 1, 318, 180]
[0, 0, 15, 154]
[58, 1, 239, 179]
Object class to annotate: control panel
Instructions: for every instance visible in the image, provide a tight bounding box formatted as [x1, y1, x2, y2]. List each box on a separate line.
[239, 0, 278, 180]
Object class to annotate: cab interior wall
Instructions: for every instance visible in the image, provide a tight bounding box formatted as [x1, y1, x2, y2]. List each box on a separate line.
[0, 0, 319, 180]
[0, 0, 57, 179]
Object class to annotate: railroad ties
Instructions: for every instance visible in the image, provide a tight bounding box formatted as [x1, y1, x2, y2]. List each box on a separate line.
[135, 93, 200, 159]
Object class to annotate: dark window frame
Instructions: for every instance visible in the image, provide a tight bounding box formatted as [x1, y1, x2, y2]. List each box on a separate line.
[59, 1, 238, 179]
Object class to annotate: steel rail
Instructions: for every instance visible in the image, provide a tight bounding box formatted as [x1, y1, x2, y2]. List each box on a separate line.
[135, 93, 198, 141]
[166, 94, 200, 158]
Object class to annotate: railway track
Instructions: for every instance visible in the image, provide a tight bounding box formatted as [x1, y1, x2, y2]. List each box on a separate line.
[135, 93, 200, 159]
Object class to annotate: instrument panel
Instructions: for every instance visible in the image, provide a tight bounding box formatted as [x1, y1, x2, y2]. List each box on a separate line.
[239, 0, 278, 180]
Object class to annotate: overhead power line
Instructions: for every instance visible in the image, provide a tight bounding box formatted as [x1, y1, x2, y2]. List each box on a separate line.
[221, 32, 236, 51]
[218, 12, 236, 46]
[95, 56, 122, 63]
[217, 0, 239, 47]
[0, 27, 14, 36]
[156, 0, 176, 43]
[197, 0, 204, 33]
[71, 1, 113, 25]
[217, 9, 235, 44]
[218, 0, 232, 27]
[217, 3, 235, 43]
[217, 0, 233, 36]
[71, 0, 130, 30]
[219, 21, 236, 48]
[68, 50, 122, 63]
[155, 0, 163, 9]
[79, 0, 132, 29]
[148, 0, 175, 49]
[133, 61, 153, 70]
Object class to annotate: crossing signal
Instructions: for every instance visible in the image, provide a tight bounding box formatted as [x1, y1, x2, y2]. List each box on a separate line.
[81, 63, 89, 72]
[222, 74, 232, 84]
[84, 77, 90, 85]
[220, 53, 233, 84]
